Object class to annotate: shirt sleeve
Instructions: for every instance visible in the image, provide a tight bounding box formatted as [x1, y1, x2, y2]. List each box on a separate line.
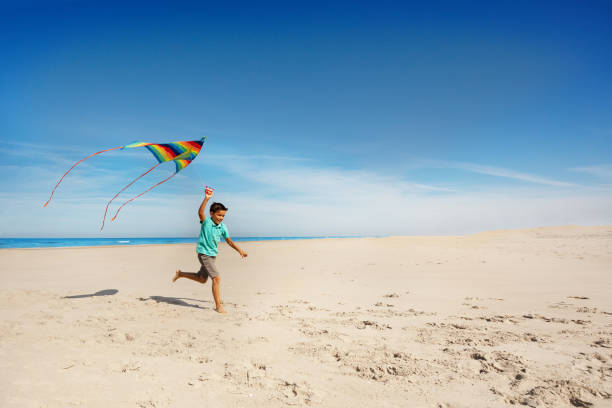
[222, 224, 229, 239]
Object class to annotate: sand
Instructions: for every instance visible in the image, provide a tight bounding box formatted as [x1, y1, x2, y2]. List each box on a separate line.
[1, 226, 611, 407]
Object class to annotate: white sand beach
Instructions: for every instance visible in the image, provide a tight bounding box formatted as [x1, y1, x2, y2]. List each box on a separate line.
[1, 226, 611, 407]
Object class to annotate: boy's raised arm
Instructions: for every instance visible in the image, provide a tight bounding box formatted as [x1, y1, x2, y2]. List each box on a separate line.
[198, 188, 213, 222]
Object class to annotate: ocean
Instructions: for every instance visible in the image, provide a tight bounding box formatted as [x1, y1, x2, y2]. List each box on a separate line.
[0, 236, 356, 249]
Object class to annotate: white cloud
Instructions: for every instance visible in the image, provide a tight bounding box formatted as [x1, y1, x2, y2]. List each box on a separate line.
[4, 187, 611, 238]
[570, 164, 612, 180]
[2, 152, 611, 237]
[208, 153, 454, 198]
[197, 154, 611, 236]
[412, 160, 576, 187]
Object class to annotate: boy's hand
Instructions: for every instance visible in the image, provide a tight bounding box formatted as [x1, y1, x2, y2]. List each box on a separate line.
[239, 250, 248, 259]
[204, 186, 214, 199]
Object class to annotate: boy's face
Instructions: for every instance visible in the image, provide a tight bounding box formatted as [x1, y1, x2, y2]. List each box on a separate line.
[210, 210, 226, 225]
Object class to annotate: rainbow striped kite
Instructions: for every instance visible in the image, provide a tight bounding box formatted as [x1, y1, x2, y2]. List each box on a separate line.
[44, 137, 205, 230]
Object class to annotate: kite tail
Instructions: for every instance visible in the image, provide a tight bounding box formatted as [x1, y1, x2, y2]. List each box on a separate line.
[43, 146, 123, 207]
[111, 172, 178, 222]
[100, 161, 164, 230]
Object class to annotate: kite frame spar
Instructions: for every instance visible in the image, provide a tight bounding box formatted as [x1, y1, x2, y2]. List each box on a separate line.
[44, 137, 206, 230]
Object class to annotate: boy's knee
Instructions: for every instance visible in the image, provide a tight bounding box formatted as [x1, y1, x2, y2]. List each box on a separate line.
[212, 276, 220, 284]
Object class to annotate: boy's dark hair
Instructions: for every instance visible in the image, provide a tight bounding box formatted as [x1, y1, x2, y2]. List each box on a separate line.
[210, 202, 228, 213]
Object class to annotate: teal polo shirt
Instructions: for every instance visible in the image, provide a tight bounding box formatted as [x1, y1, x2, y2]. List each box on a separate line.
[196, 217, 229, 256]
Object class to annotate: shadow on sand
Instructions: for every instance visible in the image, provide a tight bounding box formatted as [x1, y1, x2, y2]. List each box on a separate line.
[64, 289, 118, 299]
[139, 296, 211, 309]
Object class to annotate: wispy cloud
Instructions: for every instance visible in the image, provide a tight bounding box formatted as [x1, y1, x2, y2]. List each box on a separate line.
[3, 149, 611, 237]
[455, 162, 576, 187]
[413, 160, 576, 187]
[186, 154, 611, 236]
[212, 153, 313, 163]
[207, 152, 454, 199]
[0, 140, 156, 165]
[570, 164, 612, 180]
[0, 144, 85, 168]
[0, 140, 86, 154]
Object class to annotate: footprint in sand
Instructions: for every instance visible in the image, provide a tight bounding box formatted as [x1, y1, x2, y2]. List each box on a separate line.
[593, 338, 611, 348]
[355, 320, 392, 330]
[576, 307, 597, 313]
[276, 380, 315, 405]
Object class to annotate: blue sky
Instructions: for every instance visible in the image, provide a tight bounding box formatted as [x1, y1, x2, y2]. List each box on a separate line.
[1, 0, 611, 237]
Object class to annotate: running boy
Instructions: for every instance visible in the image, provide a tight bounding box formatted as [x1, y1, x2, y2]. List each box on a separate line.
[173, 187, 247, 313]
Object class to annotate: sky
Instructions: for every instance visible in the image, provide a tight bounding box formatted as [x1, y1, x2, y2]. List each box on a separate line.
[1, 0, 611, 238]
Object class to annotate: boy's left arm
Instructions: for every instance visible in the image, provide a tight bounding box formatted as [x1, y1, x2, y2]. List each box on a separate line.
[225, 237, 248, 258]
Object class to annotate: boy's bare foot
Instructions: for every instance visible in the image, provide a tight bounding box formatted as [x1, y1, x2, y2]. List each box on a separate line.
[215, 306, 227, 314]
[172, 270, 180, 283]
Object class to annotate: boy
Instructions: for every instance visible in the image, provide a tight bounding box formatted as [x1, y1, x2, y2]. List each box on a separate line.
[173, 187, 247, 313]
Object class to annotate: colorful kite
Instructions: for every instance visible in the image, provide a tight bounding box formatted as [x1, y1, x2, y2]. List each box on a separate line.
[44, 137, 205, 230]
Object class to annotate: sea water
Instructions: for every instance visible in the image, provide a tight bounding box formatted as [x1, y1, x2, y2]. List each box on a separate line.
[0, 236, 357, 249]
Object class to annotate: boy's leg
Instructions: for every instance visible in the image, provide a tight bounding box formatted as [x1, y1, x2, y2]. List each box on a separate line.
[173, 253, 211, 284]
[173, 270, 208, 284]
[211, 276, 226, 313]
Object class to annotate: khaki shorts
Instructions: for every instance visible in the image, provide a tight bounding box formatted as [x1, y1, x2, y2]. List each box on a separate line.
[196, 253, 219, 279]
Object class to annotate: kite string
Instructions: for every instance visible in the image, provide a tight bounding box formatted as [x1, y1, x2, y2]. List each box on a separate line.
[100, 161, 164, 230]
[111, 172, 179, 222]
[193, 160, 206, 188]
[43, 146, 123, 207]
